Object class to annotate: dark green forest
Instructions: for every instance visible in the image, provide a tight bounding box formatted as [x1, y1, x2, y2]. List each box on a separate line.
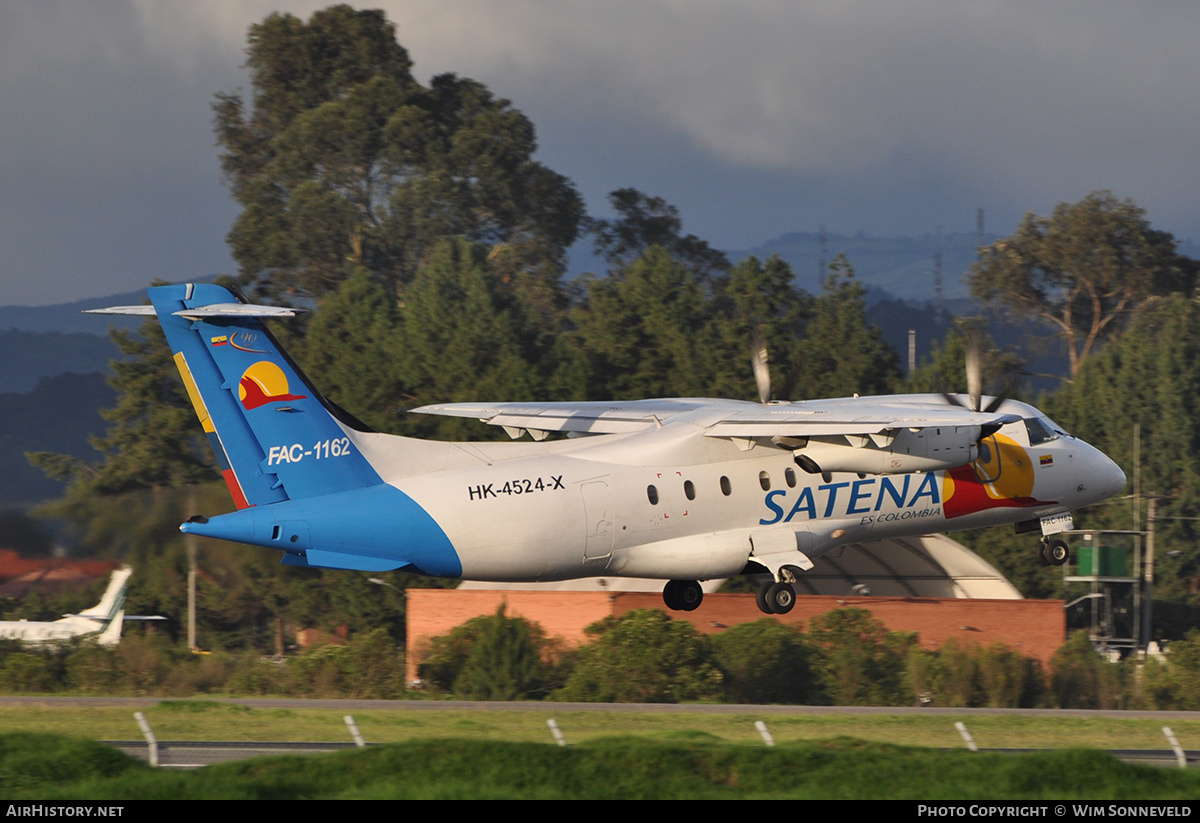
[8, 5, 1200, 701]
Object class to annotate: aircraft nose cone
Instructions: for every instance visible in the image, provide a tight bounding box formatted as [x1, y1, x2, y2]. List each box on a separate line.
[1097, 453, 1127, 500]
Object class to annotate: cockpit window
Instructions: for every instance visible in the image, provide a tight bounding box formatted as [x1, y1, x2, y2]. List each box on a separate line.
[1044, 415, 1070, 437]
[1024, 416, 1060, 446]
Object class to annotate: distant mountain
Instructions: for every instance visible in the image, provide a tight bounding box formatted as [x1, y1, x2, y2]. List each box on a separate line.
[0, 372, 115, 506]
[0, 273, 224, 335]
[0, 329, 120, 394]
[728, 231, 996, 303]
[0, 289, 147, 335]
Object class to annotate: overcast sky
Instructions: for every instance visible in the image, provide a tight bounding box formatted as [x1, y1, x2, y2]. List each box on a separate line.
[3, 0, 1199, 306]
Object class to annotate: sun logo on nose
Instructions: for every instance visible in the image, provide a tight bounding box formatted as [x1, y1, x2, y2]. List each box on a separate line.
[238, 361, 307, 410]
[943, 433, 1039, 518]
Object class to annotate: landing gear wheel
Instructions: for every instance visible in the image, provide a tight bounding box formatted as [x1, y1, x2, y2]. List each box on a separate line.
[755, 583, 774, 614]
[765, 582, 796, 615]
[1037, 537, 1070, 567]
[662, 580, 703, 612]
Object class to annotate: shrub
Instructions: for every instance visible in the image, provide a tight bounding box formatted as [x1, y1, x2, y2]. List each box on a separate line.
[1050, 631, 1128, 709]
[419, 604, 560, 700]
[806, 607, 914, 706]
[553, 609, 723, 703]
[709, 619, 824, 704]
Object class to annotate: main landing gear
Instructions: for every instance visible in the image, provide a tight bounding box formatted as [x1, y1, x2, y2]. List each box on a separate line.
[756, 581, 796, 614]
[662, 579, 703, 611]
[1039, 536, 1070, 567]
[754, 564, 800, 615]
[660, 570, 800, 615]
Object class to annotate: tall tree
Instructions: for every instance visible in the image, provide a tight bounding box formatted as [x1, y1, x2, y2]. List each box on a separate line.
[968, 191, 1194, 379]
[709, 254, 811, 400]
[904, 321, 1025, 401]
[215, 5, 583, 301]
[589, 188, 729, 283]
[397, 237, 546, 438]
[27, 321, 214, 495]
[576, 246, 716, 400]
[295, 268, 409, 434]
[791, 254, 900, 399]
[1048, 293, 1200, 613]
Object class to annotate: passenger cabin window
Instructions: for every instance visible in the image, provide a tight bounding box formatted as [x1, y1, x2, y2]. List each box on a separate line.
[759, 471, 771, 491]
[647, 485, 659, 505]
[684, 480, 696, 500]
[785, 467, 796, 488]
[720, 476, 732, 496]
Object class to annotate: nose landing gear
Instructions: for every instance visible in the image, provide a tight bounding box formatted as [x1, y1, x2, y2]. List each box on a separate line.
[1039, 536, 1070, 567]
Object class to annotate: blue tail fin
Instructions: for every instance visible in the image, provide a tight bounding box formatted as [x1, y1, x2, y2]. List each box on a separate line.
[148, 283, 381, 507]
[129, 283, 460, 576]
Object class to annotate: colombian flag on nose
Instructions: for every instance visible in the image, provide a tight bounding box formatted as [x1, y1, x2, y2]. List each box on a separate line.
[238, 361, 307, 410]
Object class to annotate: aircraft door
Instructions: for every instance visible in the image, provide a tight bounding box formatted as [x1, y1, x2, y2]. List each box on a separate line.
[580, 481, 614, 561]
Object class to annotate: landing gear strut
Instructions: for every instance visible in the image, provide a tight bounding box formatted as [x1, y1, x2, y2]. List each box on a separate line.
[1038, 537, 1070, 567]
[662, 579, 703, 611]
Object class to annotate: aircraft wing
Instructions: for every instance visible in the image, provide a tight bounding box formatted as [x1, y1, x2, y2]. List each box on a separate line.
[411, 397, 1020, 440]
[410, 398, 757, 437]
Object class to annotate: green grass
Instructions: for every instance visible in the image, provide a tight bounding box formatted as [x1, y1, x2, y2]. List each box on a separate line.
[1, 702, 1198, 799]
[0, 701, 1197, 751]
[1, 733, 1197, 800]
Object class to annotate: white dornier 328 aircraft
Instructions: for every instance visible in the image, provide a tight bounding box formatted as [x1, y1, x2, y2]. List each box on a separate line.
[93, 284, 1127, 615]
[0, 567, 132, 646]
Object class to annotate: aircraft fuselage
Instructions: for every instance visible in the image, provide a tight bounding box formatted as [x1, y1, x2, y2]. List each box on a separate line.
[335, 399, 1124, 583]
[123, 283, 1126, 614]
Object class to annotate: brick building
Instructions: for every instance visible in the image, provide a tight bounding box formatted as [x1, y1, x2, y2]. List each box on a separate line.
[406, 534, 1064, 683]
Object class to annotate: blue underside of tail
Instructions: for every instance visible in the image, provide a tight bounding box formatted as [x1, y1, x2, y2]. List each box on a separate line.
[181, 484, 462, 577]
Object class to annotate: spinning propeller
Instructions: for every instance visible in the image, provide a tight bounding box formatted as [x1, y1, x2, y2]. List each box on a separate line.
[752, 327, 771, 404]
[940, 320, 1019, 414]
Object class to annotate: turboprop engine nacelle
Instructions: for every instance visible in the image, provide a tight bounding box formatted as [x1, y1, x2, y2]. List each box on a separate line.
[792, 425, 982, 476]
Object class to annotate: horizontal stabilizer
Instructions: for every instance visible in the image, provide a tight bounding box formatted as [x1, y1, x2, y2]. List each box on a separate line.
[83, 305, 157, 316]
[85, 303, 306, 319]
[172, 303, 306, 319]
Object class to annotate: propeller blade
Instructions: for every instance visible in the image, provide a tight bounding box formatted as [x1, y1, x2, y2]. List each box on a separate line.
[982, 394, 1008, 413]
[965, 337, 983, 413]
[752, 328, 771, 404]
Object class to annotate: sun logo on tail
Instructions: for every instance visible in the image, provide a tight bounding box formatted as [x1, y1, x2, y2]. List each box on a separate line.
[238, 361, 307, 410]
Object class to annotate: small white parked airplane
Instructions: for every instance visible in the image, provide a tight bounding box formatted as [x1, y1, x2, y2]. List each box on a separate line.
[93, 284, 1126, 615]
[0, 567, 133, 646]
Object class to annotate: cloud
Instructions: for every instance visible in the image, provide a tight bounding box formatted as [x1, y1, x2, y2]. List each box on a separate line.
[3, 1, 1199, 305]
[380, 1, 1200, 235]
